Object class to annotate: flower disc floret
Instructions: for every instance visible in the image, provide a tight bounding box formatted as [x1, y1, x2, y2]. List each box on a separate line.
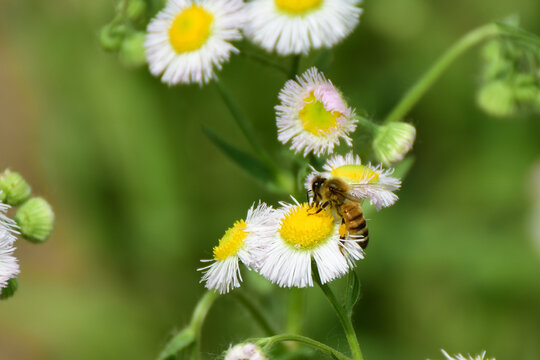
[276, 68, 357, 156]
[279, 204, 334, 249]
[213, 220, 247, 261]
[168, 5, 214, 53]
[274, 0, 322, 14]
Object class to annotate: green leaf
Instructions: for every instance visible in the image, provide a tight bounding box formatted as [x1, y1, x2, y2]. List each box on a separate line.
[157, 327, 195, 360]
[343, 270, 361, 315]
[203, 126, 276, 188]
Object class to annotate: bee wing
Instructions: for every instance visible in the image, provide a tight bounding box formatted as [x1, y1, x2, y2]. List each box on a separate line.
[348, 183, 399, 210]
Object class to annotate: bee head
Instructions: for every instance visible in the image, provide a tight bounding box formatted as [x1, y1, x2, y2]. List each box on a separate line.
[311, 176, 327, 193]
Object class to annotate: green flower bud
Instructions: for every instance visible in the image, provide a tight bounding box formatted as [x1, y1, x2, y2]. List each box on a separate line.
[0, 169, 32, 206]
[0, 278, 18, 300]
[373, 122, 416, 166]
[99, 23, 127, 52]
[477, 80, 517, 118]
[119, 31, 146, 67]
[15, 197, 54, 243]
[512, 74, 538, 102]
[126, 0, 147, 23]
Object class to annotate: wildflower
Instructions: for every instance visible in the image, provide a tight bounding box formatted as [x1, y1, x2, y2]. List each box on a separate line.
[225, 343, 266, 360]
[199, 202, 275, 294]
[276, 67, 357, 157]
[437, 350, 495, 360]
[0, 201, 19, 290]
[258, 199, 363, 288]
[306, 152, 401, 210]
[244, 0, 362, 56]
[145, 0, 244, 85]
[373, 122, 416, 166]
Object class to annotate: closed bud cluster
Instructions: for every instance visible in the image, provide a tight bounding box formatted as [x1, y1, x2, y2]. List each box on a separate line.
[373, 122, 416, 166]
[0, 169, 32, 206]
[0, 278, 18, 300]
[477, 39, 540, 117]
[15, 197, 55, 243]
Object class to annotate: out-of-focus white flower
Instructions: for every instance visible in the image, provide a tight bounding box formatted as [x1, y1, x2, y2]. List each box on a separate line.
[225, 343, 266, 360]
[244, 0, 362, 55]
[145, 0, 244, 85]
[0, 200, 19, 290]
[258, 198, 363, 288]
[199, 202, 275, 294]
[435, 349, 495, 360]
[276, 67, 357, 157]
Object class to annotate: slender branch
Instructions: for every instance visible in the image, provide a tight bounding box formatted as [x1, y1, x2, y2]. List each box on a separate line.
[356, 116, 380, 132]
[289, 54, 301, 79]
[383, 23, 500, 124]
[314, 275, 364, 360]
[234, 291, 280, 336]
[286, 288, 304, 335]
[258, 334, 352, 360]
[240, 50, 290, 75]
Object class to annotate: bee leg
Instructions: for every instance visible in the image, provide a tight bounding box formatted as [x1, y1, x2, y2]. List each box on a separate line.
[310, 201, 329, 215]
[339, 218, 347, 240]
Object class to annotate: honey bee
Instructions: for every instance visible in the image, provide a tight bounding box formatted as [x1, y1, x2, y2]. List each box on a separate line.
[309, 175, 369, 249]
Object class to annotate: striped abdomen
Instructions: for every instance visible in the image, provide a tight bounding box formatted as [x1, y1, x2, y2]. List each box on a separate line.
[341, 201, 369, 249]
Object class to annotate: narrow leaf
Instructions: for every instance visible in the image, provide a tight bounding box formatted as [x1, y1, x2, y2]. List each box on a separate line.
[343, 270, 361, 314]
[157, 327, 195, 360]
[203, 126, 275, 186]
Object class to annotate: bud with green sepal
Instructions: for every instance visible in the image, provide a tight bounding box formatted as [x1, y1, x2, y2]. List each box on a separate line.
[15, 197, 55, 244]
[0, 278, 18, 300]
[0, 169, 32, 206]
[119, 31, 146, 67]
[126, 0, 147, 24]
[99, 22, 128, 52]
[477, 80, 517, 118]
[373, 122, 416, 166]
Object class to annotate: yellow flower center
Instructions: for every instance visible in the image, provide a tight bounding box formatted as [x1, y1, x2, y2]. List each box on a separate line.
[279, 203, 335, 249]
[299, 92, 343, 136]
[213, 220, 247, 261]
[331, 165, 380, 183]
[275, 0, 323, 14]
[168, 5, 214, 54]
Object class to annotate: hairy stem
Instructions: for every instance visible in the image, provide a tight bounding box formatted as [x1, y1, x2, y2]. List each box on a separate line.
[383, 23, 500, 124]
[259, 334, 352, 360]
[315, 276, 364, 360]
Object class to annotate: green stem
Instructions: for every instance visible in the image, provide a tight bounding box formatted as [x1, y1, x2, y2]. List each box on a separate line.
[315, 277, 364, 360]
[383, 23, 500, 124]
[258, 334, 351, 360]
[234, 291, 279, 336]
[286, 288, 304, 335]
[157, 291, 219, 360]
[356, 116, 380, 132]
[289, 55, 301, 78]
[241, 50, 290, 75]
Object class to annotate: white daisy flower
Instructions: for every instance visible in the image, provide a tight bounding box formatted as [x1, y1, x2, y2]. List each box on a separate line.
[0, 201, 19, 290]
[145, 0, 244, 85]
[305, 152, 401, 210]
[258, 199, 363, 288]
[199, 202, 275, 294]
[276, 67, 358, 157]
[244, 0, 362, 56]
[434, 350, 495, 360]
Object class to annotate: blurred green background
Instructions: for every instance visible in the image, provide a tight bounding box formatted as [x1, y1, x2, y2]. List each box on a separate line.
[1, 0, 540, 359]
